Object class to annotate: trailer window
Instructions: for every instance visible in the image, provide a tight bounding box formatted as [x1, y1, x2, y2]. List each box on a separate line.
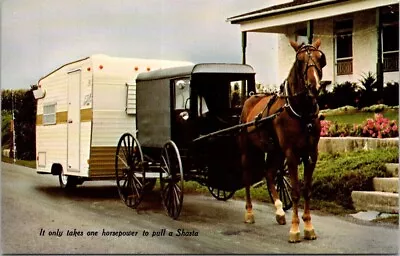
[43, 103, 56, 125]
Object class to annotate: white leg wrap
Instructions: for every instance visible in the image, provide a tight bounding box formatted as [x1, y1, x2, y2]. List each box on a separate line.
[275, 199, 285, 216]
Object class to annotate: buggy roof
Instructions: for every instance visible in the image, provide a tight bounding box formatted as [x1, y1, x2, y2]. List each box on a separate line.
[136, 63, 255, 82]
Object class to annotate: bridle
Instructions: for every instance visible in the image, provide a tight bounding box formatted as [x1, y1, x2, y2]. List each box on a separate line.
[295, 44, 326, 97]
[276, 44, 326, 119]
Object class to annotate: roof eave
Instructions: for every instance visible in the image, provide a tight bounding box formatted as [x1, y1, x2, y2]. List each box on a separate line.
[227, 0, 343, 24]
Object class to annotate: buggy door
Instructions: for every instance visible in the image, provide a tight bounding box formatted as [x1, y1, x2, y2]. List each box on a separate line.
[67, 70, 81, 173]
[172, 78, 193, 148]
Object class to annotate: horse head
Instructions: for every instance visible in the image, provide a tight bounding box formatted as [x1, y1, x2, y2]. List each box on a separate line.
[289, 39, 326, 98]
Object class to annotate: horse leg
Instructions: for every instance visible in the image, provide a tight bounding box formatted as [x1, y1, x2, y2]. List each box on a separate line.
[242, 154, 255, 224]
[302, 151, 318, 240]
[286, 151, 301, 243]
[266, 151, 286, 225]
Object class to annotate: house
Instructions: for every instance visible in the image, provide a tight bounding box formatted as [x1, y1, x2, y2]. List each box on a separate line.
[227, 0, 399, 89]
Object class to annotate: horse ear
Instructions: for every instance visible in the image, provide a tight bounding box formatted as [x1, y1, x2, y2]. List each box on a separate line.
[289, 40, 301, 51]
[313, 38, 321, 49]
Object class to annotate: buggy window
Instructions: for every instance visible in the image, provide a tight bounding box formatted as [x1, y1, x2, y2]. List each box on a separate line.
[174, 78, 190, 109]
[229, 80, 247, 108]
[195, 77, 250, 115]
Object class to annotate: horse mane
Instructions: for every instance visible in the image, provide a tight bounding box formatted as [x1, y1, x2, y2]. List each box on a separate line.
[286, 59, 305, 95]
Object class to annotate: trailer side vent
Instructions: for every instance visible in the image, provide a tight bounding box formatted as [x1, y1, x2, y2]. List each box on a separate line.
[126, 83, 136, 115]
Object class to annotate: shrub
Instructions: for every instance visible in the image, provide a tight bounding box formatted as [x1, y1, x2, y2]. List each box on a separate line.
[330, 81, 360, 108]
[311, 147, 398, 208]
[383, 82, 399, 106]
[361, 104, 390, 112]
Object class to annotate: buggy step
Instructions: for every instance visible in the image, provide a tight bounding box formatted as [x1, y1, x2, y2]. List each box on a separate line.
[135, 172, 168, 179]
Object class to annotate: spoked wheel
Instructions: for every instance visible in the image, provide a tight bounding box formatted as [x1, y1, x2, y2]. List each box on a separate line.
[208, 186, 235, 201]
[115, 133, 145, 209]
[160, 141, 184, 219]
[268, 160, 293, 211]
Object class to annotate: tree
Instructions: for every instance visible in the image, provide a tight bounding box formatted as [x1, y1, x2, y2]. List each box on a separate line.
[358, 72, 378, 108]
[1, 89, 37, 160]
[1, 110, 12, 149]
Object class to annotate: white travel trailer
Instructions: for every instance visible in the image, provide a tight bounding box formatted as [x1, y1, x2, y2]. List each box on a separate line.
[33, 54, 192, 188]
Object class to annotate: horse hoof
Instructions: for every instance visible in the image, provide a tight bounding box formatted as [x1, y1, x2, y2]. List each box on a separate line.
[275, 214, 286, 225]
[288, 232, 301, 243]
[244, 213, 255, 224]
[304, 229, 317, 240]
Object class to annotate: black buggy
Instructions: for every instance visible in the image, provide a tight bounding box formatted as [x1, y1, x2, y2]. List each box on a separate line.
[115, 63, 292, 219]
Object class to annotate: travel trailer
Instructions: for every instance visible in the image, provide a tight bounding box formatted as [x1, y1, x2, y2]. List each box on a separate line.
[33, 54, 192, 188]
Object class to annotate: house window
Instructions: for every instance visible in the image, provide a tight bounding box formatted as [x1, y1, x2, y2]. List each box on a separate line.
[295, 28, 308, 46]
[382, 8, 399, 72]
[43, 103, 56, 125]
[335, 20, 353, 75]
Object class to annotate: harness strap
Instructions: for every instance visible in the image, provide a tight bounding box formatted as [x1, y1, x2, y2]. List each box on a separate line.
[255, 94, 277, 122]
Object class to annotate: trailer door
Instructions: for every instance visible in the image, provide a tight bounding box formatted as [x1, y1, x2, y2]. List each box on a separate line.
[67, 70, 81, 173]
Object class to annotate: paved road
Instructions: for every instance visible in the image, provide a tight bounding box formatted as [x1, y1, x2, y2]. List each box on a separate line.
[1, 162, 399, 254]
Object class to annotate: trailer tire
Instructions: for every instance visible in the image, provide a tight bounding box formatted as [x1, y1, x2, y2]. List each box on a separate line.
[59, 172, 78, 189]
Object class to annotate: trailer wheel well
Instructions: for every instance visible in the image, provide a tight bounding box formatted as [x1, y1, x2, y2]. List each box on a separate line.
[51, 163, 63, 176]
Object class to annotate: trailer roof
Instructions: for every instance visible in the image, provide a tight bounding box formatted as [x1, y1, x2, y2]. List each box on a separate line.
[136, 63, 255, 82]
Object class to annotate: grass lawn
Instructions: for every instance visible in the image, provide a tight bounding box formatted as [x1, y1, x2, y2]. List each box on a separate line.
[324, 109, 398, 125]
[1, 156, 36, 169]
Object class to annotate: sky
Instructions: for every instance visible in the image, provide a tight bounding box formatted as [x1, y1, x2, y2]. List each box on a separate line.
[1, 0, 282, 90]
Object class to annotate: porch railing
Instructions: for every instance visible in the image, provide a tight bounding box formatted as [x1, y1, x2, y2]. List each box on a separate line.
[336, 58, 353, 75]
[383, 51, 399, 72]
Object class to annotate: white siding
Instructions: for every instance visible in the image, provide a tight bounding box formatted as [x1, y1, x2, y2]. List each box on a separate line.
[36, 58, 93, 176]
[277, 9, 398, 88]
[79, 122, 91, 177]
[92, 110, 136, 147]
[36, 124, 67, 173]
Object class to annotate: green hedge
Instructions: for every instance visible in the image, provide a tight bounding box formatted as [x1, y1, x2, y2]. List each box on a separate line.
[183, 147, 398, 211]
[310, 147, 398, 208]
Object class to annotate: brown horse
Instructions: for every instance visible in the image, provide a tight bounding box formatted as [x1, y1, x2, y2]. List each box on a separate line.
[239, 39, 326, 243]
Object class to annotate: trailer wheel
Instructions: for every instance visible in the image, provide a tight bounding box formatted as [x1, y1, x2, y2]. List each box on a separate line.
[115, 133, 145, 209]
[267, 160, 292, 211]
[160, 140, 184, 219]
[59, 172, 77, 189]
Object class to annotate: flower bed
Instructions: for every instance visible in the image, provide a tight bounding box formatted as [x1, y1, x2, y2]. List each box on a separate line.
[320, 113, 398, 138]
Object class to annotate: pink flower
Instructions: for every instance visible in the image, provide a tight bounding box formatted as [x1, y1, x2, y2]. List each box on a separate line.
[374, 113, 383, 120]
[393, 125, 398, 132]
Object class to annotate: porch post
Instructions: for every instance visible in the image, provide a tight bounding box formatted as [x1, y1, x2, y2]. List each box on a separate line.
[376, 7, 384, 101]
[307, 20, 314, 44]
[241, 31, 247, 64]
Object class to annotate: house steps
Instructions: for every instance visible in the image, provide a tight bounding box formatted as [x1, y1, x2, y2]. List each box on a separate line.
[351, 163, 399, 214]
[385, 163, 398, 177]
